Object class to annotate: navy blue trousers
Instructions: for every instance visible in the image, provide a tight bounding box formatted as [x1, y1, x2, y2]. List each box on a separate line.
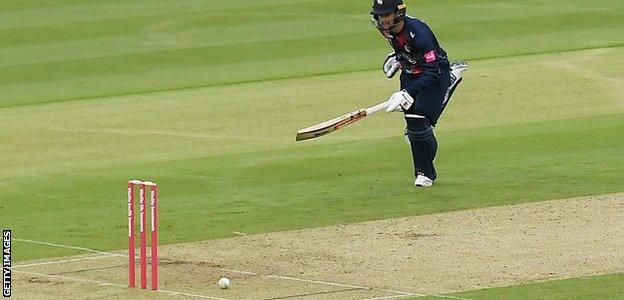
[399, 69, 451, 126]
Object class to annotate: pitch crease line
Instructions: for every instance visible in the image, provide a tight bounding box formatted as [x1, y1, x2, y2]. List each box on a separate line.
[158, 288, 230, 300]
[14, 270, 229, 300]
[424, 294, 473, 300]
[215, 267, 256, 275]
[360, 295, 414, 300]
[267, 275, 369, 289]
[13, 254, 119, 268]
[361, 291, 472, 300]
[267, 275, 420, 297]
[14, 238, 124, 256]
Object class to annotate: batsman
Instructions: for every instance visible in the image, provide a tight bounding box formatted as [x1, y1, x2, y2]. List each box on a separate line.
[371, 0, 467, 187]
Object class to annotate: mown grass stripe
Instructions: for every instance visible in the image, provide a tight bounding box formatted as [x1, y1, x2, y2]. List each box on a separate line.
[1, 42, 622, 110]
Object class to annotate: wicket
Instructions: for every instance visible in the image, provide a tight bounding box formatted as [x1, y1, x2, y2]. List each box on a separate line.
[127, 180, 158, 290]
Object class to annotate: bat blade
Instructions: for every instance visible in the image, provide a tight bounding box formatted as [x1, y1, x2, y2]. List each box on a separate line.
[295, 101, 388, 141]
[296, 109, 368, 141]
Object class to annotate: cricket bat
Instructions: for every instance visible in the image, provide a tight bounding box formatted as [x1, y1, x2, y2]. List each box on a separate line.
[295, 101, 388, 141]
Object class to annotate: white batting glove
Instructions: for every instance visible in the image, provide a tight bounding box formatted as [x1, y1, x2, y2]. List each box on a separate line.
[382, 52, 401, 78]
[386, 90, 414, 112]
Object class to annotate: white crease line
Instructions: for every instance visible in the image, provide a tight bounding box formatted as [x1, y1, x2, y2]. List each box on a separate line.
[377, 288, 418, 296]
[360, 295, 413, 300]
[13, 254, 120, 268]
[408, 293, 473, 300]
[268, 275, 447, 299]
[361, 290, 472, 300]
[268, 275, 421, 297]
[14, 238, 123, 256]
[14, 270, 229, 300]
[215, 267, 256, 275]
[267, 275, 370, 290]
[425, 294, 473, 300]
[158, 288, 229, 300]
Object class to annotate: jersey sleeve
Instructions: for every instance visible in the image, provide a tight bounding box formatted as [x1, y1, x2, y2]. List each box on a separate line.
[402, 28, 443, 96]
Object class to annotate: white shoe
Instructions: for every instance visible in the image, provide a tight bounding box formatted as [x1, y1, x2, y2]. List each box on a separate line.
[414, 175, 434, 187]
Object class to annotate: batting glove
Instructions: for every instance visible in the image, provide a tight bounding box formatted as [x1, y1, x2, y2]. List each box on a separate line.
[386, 90, 414, 112]
[382, 52, 401, 79]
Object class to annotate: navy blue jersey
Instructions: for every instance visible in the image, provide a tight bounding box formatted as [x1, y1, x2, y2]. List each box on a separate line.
[380, 16, 450, 95]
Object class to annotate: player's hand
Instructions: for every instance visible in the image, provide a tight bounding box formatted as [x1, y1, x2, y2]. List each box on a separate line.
[386, 90, 414, 112]
[383, 52, 401, 78]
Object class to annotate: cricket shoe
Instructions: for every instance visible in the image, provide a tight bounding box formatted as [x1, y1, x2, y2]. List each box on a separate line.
[414, 175, 434, 187]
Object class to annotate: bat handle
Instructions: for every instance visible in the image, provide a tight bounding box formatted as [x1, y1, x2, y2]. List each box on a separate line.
[365, 101, 389, 115]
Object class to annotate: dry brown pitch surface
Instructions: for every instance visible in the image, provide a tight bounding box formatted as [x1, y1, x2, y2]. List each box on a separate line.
[12, 193, 624, 299]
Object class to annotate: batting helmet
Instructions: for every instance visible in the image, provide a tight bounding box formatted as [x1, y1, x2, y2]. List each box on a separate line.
[370, 0, 407, 31]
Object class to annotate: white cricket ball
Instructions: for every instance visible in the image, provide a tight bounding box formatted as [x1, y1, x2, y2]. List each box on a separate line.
[218, 277, 230, 289]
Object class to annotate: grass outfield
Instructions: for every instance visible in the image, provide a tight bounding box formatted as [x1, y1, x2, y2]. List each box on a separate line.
[2, 0, 623, 107]
[1, 0, 624, 298]
[3, 49, 623, 260]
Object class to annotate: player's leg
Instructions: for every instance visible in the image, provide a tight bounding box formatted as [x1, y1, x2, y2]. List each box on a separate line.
[404, 115, 438, 185]
[425, 69, 451, 127]
[400, 70, 450, 187]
